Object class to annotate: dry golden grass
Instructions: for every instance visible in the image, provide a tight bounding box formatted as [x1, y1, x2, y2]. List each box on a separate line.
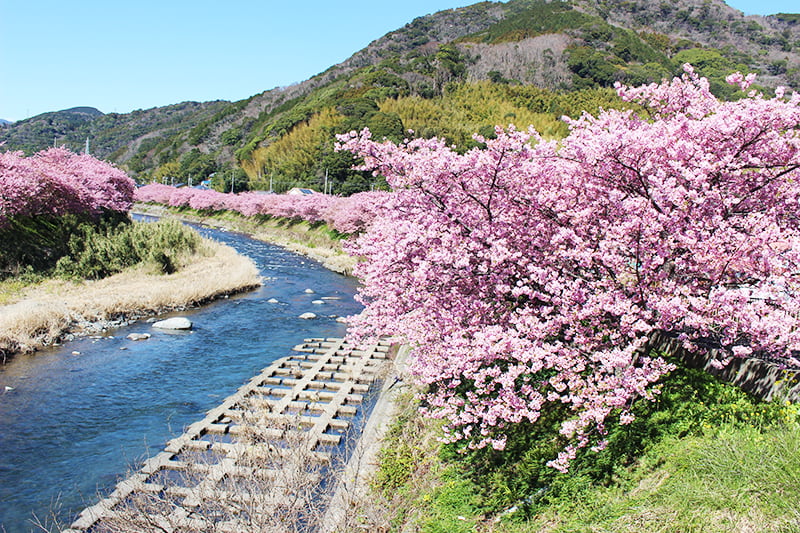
[0, 239, 260, 357]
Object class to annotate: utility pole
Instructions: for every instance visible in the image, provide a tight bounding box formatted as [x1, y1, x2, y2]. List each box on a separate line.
[324, 168, 328, 195]
[84, 136, 90, 155]
[230, 169, 235, 193]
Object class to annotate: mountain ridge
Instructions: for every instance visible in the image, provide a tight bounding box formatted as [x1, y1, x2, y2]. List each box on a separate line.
[2, 0, 799, 194]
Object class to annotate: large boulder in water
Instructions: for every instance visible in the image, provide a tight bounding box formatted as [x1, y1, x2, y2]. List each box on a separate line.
[152, 317, 193, 330]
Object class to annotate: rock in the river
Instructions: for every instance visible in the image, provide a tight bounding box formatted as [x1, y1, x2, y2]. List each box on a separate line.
[304, 288, 315, 294]
[298, 312, 317, 320]
[152, 317, 193, 330]
[312, 300, 325, 305]
[127, 333, 151, 341]
[267, 298, 280, 304]
[336, 317, 348, 323]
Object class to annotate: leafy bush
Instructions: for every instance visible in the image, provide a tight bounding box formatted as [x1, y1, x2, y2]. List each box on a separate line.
[54, 219, 202, 279]
[0, 213, 92, 278]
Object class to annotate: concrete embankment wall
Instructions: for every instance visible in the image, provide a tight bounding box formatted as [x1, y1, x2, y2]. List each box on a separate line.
[649, 331, 800, 403]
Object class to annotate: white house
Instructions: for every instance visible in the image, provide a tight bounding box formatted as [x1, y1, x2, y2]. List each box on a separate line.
[286, 187, 317, 196]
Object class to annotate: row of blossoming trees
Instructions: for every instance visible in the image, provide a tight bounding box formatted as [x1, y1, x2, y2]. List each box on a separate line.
[0, 147, 136, 276]
[134, 184, 389, 235]
[72, 67, 800, 471]
[0, 147, 135, 228]
[337, 67, 800, 471]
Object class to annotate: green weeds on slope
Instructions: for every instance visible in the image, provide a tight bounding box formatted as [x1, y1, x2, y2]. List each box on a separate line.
[368, 357, 800, 532]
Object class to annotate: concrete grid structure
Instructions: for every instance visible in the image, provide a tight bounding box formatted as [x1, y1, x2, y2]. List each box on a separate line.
[65, 337, 392, 532]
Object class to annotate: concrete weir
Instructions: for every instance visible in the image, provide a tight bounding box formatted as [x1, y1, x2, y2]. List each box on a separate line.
[64, 337, 392, 532]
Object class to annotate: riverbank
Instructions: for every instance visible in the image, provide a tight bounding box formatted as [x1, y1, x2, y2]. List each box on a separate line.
[133, 203, 359, 275]
[0, 223, 363, 533]
[0, 238, 261, 360]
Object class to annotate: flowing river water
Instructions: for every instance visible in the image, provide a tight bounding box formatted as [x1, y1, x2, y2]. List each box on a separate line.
[0, 219, 363, 532]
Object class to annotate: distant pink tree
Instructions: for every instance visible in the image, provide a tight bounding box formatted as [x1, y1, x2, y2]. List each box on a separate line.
[338, 66, 800, 470]
[290, 194, 336, 223]
[228, 192, 270, 217]
[323, 191, 391, 234]
[134, 183, 174, 204]
[187, 189, 228, 211]
[166, 186, 195, 208]
[135, 184, 391, 234]
[0, 147, 134, 227]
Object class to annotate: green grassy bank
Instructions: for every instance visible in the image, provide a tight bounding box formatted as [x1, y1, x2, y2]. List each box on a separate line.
[359, 355, 800, 532]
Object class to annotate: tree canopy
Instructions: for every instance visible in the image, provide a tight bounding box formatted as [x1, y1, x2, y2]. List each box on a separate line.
[339, 66, 800, 470]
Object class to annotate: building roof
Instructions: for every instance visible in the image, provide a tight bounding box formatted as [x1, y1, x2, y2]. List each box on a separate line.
[287, 187, 316, 195]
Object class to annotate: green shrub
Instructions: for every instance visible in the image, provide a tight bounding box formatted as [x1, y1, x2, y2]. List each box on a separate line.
[373, 393, 432, 497]
[371, 354, 800, 533]
[54, 219, 202, 279]
[0, 212, 126, 279]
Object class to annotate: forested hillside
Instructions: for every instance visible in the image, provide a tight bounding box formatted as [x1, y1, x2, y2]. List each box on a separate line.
[2, 0, 799, 194]
[0, 102, 227, 163]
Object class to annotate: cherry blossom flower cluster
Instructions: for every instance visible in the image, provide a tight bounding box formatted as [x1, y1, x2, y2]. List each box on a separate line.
[337, 65, 800, 471]
[0, 147, 135, 227]
[134, 184, 389, 235]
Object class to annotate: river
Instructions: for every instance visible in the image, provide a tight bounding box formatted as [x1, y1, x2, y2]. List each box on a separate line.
[0, 220, 362, 532]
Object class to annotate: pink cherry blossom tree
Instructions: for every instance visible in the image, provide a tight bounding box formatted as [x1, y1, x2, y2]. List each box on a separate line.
[134, 183, 175, 205]
[0, 147, 134, 227]
[322, 191, 391, 234]
[337, 66, 800, 470]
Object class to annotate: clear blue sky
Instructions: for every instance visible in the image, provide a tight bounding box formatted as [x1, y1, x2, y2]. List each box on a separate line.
[1, 0, 797, 122]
